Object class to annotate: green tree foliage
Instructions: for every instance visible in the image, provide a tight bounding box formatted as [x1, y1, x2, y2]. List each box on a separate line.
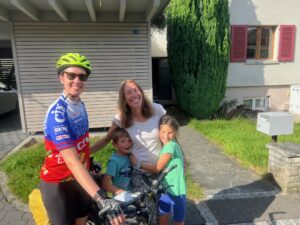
[151, 13, 167, 29]
[167, 0, 230, 118]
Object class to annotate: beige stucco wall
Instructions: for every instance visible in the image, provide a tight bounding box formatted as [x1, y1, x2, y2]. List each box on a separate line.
[225, 85, 290, 112]
[229, 0, 300, 24]
[228, 0, 300, 87]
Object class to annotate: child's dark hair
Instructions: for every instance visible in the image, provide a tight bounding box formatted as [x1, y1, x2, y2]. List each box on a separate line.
[111, 128, 131, 143]
[159, 115, 179, 135]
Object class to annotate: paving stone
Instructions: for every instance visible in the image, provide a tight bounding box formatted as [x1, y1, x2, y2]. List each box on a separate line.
[0, 111, 33, 225]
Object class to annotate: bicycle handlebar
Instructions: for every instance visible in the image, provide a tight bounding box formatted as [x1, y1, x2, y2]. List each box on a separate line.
[158, 164, 177, 182]
[97, 164, 177, 218]
[98, 205, 112, 217]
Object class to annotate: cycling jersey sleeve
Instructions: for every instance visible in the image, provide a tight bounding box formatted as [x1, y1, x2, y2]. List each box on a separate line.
[44, 101, 74, 151]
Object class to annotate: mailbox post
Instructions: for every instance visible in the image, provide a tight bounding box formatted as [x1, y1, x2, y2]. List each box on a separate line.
[257, 112, 298, 193]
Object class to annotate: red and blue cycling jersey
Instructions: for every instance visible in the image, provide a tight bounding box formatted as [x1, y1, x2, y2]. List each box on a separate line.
[40, 93, 90, 183]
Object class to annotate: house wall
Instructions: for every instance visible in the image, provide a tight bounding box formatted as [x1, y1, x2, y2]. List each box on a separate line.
[11, 22, 150, 133]
[0, 22, 11, 39]
[225, 86, 290, 112]
[228, 0, 300, 87]
[227, 0, 300, 111]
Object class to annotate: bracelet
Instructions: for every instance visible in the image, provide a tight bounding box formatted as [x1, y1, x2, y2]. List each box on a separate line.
[135, 160, 141, 169]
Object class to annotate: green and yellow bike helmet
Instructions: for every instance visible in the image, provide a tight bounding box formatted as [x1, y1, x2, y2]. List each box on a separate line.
[56, 53, 92, 75]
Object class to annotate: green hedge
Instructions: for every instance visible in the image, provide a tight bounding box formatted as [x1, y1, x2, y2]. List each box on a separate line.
[167, 0, 230, 118]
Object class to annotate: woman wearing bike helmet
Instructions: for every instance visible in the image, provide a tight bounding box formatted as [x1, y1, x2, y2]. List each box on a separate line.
[39, 53, 124, 225]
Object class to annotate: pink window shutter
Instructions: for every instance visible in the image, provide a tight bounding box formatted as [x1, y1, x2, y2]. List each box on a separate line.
[230, 25, 248, 62]
[278, 25, 296, 62]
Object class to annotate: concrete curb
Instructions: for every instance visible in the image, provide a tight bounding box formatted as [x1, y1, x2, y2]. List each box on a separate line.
[0, 135, 41, 213]
[0, 171, 29, 213]
[1, 136, 41, 160]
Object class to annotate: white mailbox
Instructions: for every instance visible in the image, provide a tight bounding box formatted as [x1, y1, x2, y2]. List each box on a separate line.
[257, 112, 294, 136]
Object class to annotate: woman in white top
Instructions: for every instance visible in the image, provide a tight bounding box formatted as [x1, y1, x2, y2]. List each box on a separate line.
[91, 80, 166, 190]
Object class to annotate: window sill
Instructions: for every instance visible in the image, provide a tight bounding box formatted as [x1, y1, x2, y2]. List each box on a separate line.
[245, 60, 279, 65]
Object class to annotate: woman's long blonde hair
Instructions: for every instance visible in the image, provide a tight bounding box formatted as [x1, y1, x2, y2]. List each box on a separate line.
[118, 80, 154, 128]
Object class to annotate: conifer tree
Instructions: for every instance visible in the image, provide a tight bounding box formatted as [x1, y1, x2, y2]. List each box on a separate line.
[167, 0, 230, 118]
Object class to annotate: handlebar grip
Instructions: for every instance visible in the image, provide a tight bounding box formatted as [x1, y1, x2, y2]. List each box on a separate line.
[98, 205, 111, 217]
[163, 164, 177, 173]
[157, 164, 177, 184]
[119, 192, 143, 208]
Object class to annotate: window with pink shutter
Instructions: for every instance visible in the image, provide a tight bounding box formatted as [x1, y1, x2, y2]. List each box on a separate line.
[278, 25, 296, 62]
[230, 25, 247, 62]
[247, 26, 275, 60]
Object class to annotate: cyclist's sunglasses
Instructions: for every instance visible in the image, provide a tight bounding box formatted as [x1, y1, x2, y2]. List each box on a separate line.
[63, 71, 89, 81]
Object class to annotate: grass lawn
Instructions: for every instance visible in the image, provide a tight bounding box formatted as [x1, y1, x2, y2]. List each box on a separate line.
[0, 137, 203, 203]
[189, 118, 300, 174]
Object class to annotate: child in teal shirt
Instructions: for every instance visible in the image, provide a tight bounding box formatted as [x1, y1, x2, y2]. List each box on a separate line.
[102, 128, 133, 195]
[130, 115, 186, 225]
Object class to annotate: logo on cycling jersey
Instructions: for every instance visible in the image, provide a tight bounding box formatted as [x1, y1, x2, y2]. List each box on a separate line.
[76, 137, 89, 151]
[74, 117, 83, 123]
[55, 153, 65, 164]
[54, 104, 66, 123]
[56, 134, 70, 141]
[53, 125, 68, 135]
[70, 111, 80, 118]
[69, 111, 83, 124]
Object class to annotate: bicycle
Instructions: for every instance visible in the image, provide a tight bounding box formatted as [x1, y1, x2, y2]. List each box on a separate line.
[29, 158, 174, 225]
[87, 164, 177, 225]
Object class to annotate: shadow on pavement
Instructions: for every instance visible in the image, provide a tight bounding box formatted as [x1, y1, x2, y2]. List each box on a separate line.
[202, 176, 284, 225]
[0, 108, 22, 133]
[185, 199, 206, 225]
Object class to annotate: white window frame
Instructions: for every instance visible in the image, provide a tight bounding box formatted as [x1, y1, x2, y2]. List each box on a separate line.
[243, 97, 269, 111]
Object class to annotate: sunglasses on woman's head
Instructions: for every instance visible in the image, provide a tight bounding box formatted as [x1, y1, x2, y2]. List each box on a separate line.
[63, 71, 89, 81]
